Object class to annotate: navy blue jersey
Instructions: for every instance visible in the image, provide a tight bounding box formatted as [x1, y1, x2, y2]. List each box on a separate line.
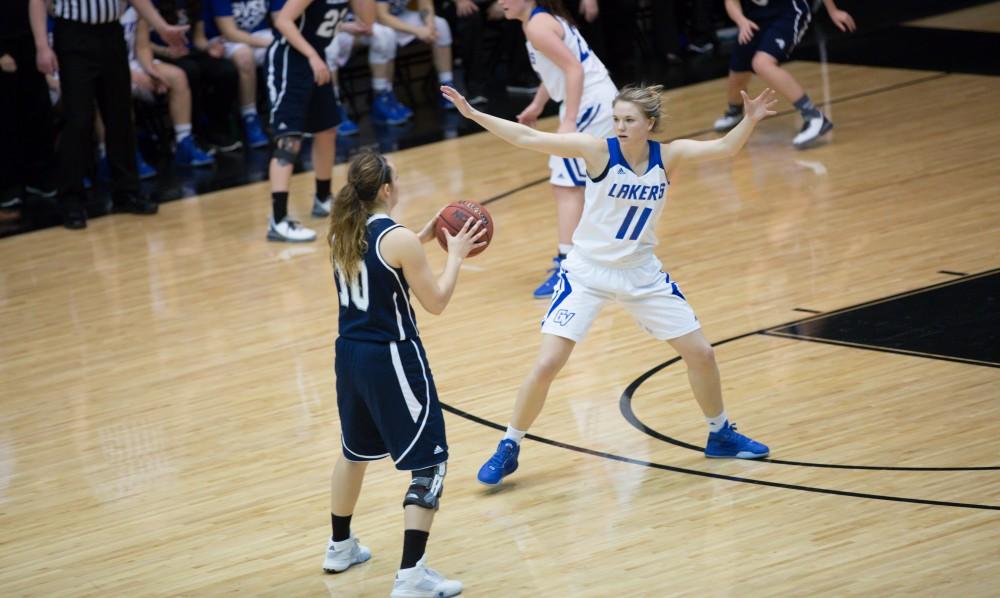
[274, 0, 349, 52]
[742, 0, 810, 22]
[335, 214, 420, 343]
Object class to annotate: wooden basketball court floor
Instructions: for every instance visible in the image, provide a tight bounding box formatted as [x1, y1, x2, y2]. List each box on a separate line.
[2, 22, 999, 598]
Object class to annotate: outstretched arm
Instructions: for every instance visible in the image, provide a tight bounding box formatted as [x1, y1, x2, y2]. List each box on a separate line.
[664, 89, 776, 168]
[663, 88, 777, 175]
[441, 85, 605, 164]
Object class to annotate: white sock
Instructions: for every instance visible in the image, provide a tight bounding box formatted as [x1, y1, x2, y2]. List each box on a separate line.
[372, 77, 390, 92]
[240, 104, 257, 118]
[438, 71, 453, 84]
[558, 243, 573, 257]
[97, 143, 107, 159]
[174, 123, 192, 143]
[706, 410, 728, 433]
[503, 425, 526, 445]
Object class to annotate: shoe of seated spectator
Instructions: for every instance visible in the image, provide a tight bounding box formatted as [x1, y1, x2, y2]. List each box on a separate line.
[175, 135, 215, 167]
[386, 91, 413, 121]
[243, 113, 270, 148]
[337, 105, 360, 136]
[206, 133, 243, 153]
[112, 192, 158, 215]
[136, 151, 157, 179]
[371, 92, 408, 126]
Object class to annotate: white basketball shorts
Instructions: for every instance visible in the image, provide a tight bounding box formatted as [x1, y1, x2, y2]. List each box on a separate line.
[549, 80, 617, 188]
[540, 253, 701, 342]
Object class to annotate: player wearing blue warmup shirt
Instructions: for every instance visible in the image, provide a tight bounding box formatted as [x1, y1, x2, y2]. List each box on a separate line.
[442, 83, 775, 487]
[323, 150, 484, 597]
[264, 0, 374, 242]
[203, 0, 279, 147]
[712, 0, 856, 148]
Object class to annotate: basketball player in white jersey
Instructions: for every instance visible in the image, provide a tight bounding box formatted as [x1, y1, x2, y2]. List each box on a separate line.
[441, 83, 777, 486]
[501, 0, 617, 299]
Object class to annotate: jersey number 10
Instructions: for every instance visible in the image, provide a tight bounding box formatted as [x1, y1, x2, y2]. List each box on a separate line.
[336, 262, 369, 311]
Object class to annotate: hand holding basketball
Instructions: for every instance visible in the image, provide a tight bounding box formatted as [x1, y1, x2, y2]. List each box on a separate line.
[435, 200, 494, 258]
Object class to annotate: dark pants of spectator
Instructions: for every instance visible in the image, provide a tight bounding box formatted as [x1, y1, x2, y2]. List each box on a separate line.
[440, 0, 493, 96]
[0, 34, 55, 192]
[164, 52, 239, 140]
[53, 18, 138, 202]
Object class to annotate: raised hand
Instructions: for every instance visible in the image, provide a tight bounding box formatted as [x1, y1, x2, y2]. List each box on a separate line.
[741, 88, 778, 122]
[440, 85, 474, 117]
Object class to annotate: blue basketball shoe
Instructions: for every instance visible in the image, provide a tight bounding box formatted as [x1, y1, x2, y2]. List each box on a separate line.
[477, 439, 520, 486]
[704, 421, 769, 459]
[533, 255, 564, 299]
[337, 104, 359, 136]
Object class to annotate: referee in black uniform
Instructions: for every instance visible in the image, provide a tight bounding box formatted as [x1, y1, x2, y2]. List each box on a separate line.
[29, 0, 188, 229]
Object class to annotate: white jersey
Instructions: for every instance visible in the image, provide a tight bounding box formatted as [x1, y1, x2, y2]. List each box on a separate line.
[571, 138, 669, 268]
[525, 9, 611, 103]
[121, 6, 138, 63]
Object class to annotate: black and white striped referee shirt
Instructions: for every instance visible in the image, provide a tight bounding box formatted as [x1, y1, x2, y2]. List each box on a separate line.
[53, 0, 123, 24]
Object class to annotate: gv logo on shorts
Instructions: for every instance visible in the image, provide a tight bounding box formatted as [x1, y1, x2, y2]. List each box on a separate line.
[553, 309, 575, 326]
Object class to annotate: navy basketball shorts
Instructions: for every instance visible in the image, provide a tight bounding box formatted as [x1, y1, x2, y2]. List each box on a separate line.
[334, 337, 449, 471]
[729, 13, 811, 73]
[266, 42, 340, 136]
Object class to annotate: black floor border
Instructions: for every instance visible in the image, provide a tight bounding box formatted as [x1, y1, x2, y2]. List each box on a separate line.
[761, 330, 1000, 368]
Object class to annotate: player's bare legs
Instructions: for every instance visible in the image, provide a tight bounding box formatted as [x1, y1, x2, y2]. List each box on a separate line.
[324, 456, 371, 574]
[749, 52, 803, 104]
[726, 70, 753, 106]
[479, 334, 575, 486]
[667, 329, 724, 419]
[311, 128, 336, 217]
[751, 52, 832, 148]
[714, 70, 752, 132]
[668, 328, 769, 459]
[535, 185, 583, 299]
[511, 334, 577, 430]
[553, 185, 584, 254]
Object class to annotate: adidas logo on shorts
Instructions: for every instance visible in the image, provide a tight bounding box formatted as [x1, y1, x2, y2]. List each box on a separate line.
[433, 445, 444, 455]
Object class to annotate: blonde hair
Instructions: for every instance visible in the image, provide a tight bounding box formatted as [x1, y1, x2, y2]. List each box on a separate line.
[613, 84, 667, 136]
[328, 151, 391, 280]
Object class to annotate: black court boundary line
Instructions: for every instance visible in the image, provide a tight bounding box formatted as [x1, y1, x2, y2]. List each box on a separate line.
[760, 330, 1000, 368]
[441, 402, 999, 511]
[620, 268, 1000, 471]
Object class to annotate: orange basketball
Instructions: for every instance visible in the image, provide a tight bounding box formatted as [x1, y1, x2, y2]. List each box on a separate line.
[434, 200, 494, 257]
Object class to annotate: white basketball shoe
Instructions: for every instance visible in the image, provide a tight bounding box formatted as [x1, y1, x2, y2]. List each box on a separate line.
[390, 556, 462, 597]
[322, 535, 371, 574]
[267, 218, 317, 242]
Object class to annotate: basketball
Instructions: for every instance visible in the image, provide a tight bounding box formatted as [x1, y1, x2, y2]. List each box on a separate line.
[434, 200, 493, 257]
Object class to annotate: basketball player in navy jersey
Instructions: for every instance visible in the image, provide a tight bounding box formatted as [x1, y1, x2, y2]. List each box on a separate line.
[442, 83, 776, 486]
[324, 152, 484, 596]
[712, 0, 855, 148]
[264, 0, 374, 242]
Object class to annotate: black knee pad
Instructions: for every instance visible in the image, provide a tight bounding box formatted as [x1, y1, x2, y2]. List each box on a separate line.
[272, 134, 302, 166]
[403, 462, 446, 511]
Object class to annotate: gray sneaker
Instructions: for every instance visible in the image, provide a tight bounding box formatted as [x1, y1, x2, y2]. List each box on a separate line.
[391, 556, 462, 597]
[713, 111, 742, 132]
[322, 535, 371, 574]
